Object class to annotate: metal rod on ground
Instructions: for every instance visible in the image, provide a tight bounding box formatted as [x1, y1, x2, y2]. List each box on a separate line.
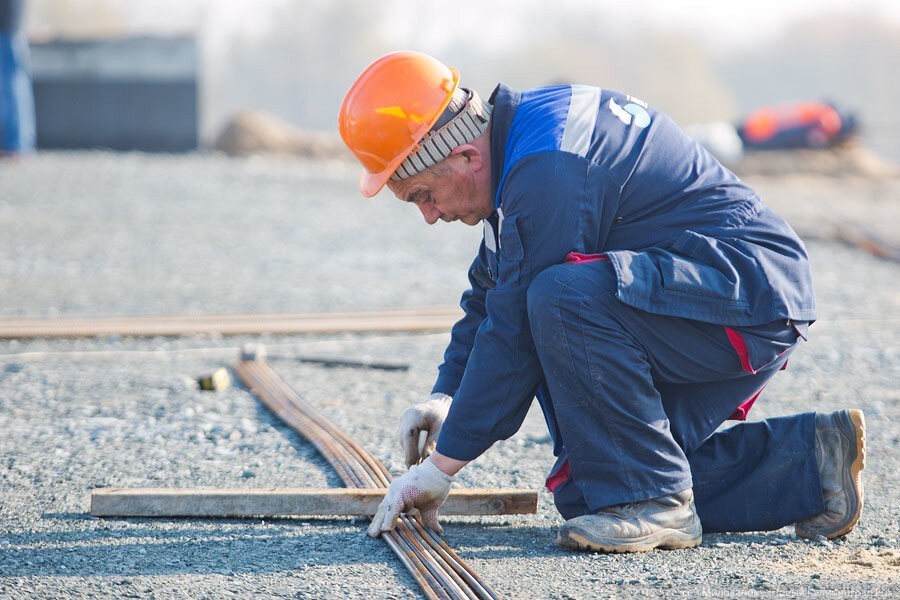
[245, 353, 380, 487]
[408, 517, 485, 600]
[386, 529, 446, 600]
[240, 362, 364, 487]
[248, 358, 385, 487]
[291, 355, 410, 371]
[429, 529, 501, 600]
[244, 353, 395, 487]
[395, 520, 471, 599]
[237, 357, 488, 596]
[231, 354, 501, 599]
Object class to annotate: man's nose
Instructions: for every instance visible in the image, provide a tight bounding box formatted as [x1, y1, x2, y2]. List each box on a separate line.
[418, 203, 441, 225]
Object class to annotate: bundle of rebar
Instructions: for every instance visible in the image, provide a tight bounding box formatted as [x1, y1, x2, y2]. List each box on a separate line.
[233, 358, 499, 600]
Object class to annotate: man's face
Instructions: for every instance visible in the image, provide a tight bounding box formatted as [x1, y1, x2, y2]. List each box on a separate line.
[387, 147, 493, 226]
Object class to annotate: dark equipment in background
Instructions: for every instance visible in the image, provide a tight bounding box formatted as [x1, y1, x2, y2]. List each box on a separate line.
[737, 100, 859, 151]
[29, 36, 198, 151]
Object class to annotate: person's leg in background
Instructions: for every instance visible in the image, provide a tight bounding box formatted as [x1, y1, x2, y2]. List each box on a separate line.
[0, 29, 35, 154]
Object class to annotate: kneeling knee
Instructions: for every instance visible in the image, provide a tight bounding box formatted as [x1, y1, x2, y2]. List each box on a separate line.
[527, 261, 622, 334]
[526, 264, 573, 323]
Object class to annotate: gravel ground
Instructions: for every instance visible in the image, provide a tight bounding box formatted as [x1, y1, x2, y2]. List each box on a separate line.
[0, 152, 898, 599]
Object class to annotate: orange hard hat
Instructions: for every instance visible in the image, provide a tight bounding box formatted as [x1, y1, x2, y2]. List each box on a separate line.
[339, 51, 460, 197]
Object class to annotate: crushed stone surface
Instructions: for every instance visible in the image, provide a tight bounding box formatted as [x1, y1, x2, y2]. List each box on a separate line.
[0, 152, 898, 599]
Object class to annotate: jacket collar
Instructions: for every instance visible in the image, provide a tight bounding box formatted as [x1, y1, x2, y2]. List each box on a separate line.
[488, 83, 520, 209]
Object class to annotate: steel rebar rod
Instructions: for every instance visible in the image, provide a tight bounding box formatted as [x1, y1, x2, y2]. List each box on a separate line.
[422, 526, 501, 600]
[386, 529, 448, 600]
[400, 516, 479, 600]
[245, 360, 492, 597]
[248, 360, 387, 487]
[242, 360, 496, 598]
[238, 362, 366, 487]
[394, 518, 471, 599]
[232, 359, 499, 599]
[409, 518, 497, 600]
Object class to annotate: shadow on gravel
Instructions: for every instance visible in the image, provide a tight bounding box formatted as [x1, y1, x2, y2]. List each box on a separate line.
[443, 523, 812, 559]
[40, 513, 91, 521]
[444, 525, 573, 559]
[251, 396, 347, 489]
[0, 521, 387, 577]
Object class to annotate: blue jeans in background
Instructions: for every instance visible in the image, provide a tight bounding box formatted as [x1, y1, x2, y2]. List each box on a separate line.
[0, 31, 35, 152]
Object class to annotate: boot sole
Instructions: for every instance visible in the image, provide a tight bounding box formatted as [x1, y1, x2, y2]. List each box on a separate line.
[797, 408, 866, 540]
[830, 409, 866, 538]
[557, 526, 702, 553]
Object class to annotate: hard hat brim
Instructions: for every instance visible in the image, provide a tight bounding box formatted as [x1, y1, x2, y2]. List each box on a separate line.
[359, 168, 390, 197]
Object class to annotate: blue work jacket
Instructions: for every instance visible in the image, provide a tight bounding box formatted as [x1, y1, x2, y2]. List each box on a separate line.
[433, 83, 816, 461]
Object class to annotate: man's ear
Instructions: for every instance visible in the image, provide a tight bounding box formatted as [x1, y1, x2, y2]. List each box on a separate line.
[451, 144, 483, 171]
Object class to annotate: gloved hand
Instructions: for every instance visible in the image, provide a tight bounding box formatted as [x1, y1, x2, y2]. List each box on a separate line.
[397, 392, 452, 467]
[367, 457, 454, 537]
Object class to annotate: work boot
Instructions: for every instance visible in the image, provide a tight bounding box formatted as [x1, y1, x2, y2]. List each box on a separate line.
[556, 489, 702, 553]
[795, 409, 866, 540]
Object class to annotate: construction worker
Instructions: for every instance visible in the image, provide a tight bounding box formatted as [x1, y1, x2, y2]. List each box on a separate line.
[339, 51, 866, 553]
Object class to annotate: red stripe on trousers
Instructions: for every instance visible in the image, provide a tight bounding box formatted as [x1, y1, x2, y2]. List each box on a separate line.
[565, 252, 609, 264]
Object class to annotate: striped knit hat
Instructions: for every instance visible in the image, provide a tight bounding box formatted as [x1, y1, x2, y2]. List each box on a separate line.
[391, 88, 492, 181]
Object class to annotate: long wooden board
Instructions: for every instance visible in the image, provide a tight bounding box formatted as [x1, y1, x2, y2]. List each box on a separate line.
[0, 306, 461, 339]
[91, 487, 538, 518]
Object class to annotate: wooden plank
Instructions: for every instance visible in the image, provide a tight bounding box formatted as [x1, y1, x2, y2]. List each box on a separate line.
[0, 306, 461, 339]
[91, 487, 538, 518]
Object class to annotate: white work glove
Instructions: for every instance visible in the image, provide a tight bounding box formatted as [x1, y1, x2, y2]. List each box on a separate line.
[367, 457, 454, 537]
[397, 392, 452, 467]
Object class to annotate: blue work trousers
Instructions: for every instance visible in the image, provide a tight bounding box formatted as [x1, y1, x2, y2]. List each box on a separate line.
[527, 259, 823, 533]
[0, 31, 35, 152]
